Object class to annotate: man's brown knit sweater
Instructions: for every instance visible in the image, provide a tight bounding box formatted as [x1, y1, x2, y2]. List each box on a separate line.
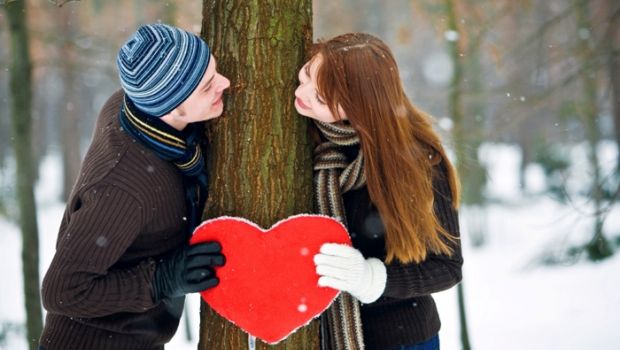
[40, 91, 191, 350]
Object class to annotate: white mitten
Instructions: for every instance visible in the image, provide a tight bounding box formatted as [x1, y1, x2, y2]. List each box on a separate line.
[314, 243, 387, 303]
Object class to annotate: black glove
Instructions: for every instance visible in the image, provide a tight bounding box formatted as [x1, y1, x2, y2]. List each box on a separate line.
[151, 241, 225, 301]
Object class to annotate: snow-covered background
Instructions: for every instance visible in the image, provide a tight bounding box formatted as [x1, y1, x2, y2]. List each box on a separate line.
[1, 142, 619, 350]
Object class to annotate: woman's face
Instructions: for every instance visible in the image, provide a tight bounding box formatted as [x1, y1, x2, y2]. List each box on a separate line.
[294, 55, 346, 123]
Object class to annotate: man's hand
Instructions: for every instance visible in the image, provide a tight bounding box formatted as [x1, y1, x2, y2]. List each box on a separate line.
[151, 241, 225, 301]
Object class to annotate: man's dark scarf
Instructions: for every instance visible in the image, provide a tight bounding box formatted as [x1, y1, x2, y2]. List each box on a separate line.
[119, 96, 208, 234]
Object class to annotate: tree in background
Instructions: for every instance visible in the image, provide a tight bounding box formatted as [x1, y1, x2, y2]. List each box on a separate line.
[57, 5, 81, 201]
[524, 0, 618, 262]
[576, 0, 614, 260]
[608, 1, 620, 174]
[0, 68, 10, 217]
[199, 1, 316, 349]
[2, 1, 43, 349]
[484, 0, 618, 261]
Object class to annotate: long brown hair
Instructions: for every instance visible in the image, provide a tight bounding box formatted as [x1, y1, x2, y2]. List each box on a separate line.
[312, 33, 460, 264]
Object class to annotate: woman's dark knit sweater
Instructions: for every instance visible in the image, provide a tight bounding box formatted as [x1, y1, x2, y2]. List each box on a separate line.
[342, 146, 463, 350]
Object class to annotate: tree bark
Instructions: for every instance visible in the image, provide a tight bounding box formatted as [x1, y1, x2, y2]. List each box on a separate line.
[199, 1, 316, 349]
[4, 1, 43, 349]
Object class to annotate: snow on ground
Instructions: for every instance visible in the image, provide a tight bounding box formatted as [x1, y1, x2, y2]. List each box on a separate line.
[1, 143, 619, 350]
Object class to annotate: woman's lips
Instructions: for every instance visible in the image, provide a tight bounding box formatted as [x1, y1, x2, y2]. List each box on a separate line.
[296, 97, 310, 110]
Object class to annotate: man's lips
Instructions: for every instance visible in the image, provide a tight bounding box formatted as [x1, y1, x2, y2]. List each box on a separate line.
[296, 97, 310, 110]
[212, 95, 223, 106]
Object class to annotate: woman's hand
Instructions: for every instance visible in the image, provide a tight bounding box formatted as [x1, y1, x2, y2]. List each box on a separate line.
[314, 243, 387, 303]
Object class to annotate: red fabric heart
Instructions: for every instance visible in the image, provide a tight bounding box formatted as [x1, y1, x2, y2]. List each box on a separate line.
[190, 214, 351, 344]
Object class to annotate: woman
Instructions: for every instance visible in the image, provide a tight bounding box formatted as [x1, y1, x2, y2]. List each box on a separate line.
[294, 33, 463, 350]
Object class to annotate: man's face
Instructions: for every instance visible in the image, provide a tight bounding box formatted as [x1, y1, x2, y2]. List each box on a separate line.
[166, 55, 231, 128]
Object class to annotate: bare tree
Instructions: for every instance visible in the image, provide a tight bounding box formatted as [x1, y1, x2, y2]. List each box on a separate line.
[606, 1, 620, 173]
[576, 0, 613, 260]
[199, 1, 316, 349]
[3, 1, 43, 349]
[58, 5, 81, 201]
[0, 70, 10, 216]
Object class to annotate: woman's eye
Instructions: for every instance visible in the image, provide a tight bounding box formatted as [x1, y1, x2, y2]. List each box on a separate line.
[316, 93, 325, 104]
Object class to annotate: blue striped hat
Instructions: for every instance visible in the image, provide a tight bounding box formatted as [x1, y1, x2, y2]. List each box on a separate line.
[116, 24, 210, 117]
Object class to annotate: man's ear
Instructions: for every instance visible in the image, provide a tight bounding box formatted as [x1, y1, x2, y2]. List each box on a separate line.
[171, 104, 186, 118]
[161, 105, 184, 120]
[160, 105, 185, 126]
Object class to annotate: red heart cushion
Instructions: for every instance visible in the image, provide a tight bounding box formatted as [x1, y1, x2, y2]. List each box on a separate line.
[190, 214, 352, 344]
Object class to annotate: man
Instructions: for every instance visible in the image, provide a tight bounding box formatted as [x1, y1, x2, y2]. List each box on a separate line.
[39, 24, 230, 350]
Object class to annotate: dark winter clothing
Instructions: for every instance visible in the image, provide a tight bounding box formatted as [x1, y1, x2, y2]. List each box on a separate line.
[390, 334, 440, 350]
[119, 96, 208, 233]
[313, 120, 367, 350]
[40, 90, 200, 350]
[150, 242, 223, 301]
[341, 145, 463, 350]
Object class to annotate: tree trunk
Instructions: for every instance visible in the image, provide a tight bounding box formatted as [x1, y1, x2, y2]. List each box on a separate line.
[612, 54, 620, 175]
[456, 283, 471, 350]
[613, 71, 620, 176]
[4, 1, 43, 349]
[445, 0, 465, 174]
[444, 1, 473, 349]
[0, 91, 8, 165]
[576, 0, 613, 260]
[59, 7, 82, 201]
[608, 4, 620, 174]
[0, 75, 10, 214]
[199, 1, 316, 349]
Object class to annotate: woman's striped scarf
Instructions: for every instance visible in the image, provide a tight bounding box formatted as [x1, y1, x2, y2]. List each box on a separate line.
[119, 96, 208, 233]
[314, 120, 366, 350]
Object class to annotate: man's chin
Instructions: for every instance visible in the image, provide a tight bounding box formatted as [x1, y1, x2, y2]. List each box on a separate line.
[205, 112, 224, 121]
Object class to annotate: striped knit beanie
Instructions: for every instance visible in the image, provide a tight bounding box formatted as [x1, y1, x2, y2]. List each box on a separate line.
[116, 23, 210, 117]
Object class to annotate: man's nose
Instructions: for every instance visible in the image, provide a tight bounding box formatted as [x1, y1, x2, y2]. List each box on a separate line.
[216, 75, 231, 91]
